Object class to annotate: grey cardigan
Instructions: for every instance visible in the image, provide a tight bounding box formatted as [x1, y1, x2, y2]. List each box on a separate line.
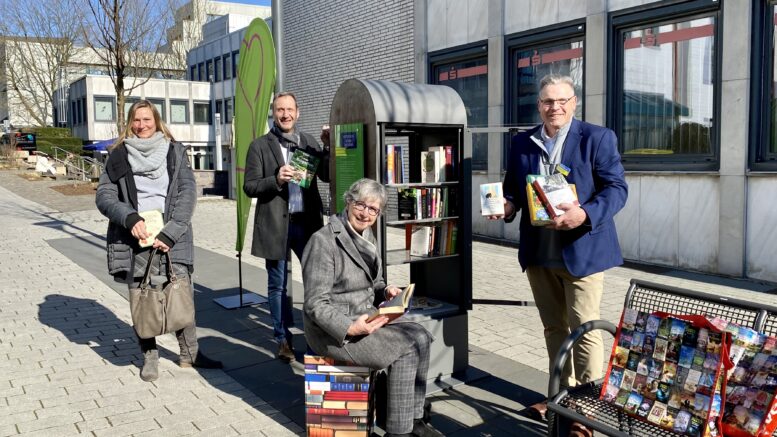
[95, 141, 196, 279]
[302, 216, 426, 369]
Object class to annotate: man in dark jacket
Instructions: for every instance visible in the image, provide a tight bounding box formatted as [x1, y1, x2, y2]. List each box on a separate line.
[243, 92, 329, 362]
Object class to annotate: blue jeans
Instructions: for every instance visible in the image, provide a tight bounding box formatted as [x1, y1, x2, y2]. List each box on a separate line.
[266, 220, 307, 344]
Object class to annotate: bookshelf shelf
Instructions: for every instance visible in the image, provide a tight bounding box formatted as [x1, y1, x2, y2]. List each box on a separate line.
[329, 79, 472, 392]
[385, 216, 459, 226]
[385, 249, 460, 266]
[385, 181, 458, 188]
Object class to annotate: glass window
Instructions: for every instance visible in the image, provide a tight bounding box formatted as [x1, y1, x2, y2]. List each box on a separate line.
[148, 98, 166, 122]
[215, 100, 223, 122]
[223, 53, 232, 80]
[232, 51, 239, 77]
[611, 0, 720, 170]
[123, 97, 139, 121]
[94, 96, 115, 122]
[198, 63, 205, 82]
[508, 34, 584, 127]
[429, 44, 488, 171]
[206, 60, 213, 82]
[194, 102, 210, 124]
[214, 57, 222, 82]
[190, 65, 197, 81]
[70, 101, 76, 126]
[751, 0, 777, 169]
[225, 97, 233, 123]
[170, 100, 189, 124]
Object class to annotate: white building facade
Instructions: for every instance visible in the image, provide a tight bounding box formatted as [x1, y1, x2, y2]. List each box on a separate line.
[63, 75, 213, 169]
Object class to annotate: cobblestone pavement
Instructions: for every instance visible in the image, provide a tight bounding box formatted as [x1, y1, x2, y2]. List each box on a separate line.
[1, 168, 776, 436]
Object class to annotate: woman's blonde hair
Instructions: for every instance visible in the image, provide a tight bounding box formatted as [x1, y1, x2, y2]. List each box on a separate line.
[110, 99, 175, 150]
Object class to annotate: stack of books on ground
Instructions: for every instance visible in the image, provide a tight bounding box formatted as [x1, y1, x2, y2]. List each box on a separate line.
[304, 355, 373, 437]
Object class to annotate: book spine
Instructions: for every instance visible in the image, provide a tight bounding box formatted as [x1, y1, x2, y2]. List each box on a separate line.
[308, 408, 350, 416]
[305, 373, 328, 382]
[386, 145, 394, 184]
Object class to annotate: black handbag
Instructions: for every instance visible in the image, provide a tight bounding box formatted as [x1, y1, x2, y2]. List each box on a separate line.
[129, 249, 195, 339]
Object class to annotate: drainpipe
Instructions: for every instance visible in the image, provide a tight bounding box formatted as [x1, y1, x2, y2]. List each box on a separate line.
[272, 0, 283, 93]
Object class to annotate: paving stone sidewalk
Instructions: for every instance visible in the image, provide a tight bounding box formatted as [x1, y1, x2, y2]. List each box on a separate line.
[2, 168, 776, 436]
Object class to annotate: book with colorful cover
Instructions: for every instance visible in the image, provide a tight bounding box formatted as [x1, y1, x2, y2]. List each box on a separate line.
[289, 148, 320, 189]
[526, 175, 578, 226]
[479, 182, 505, 216]
[529, 173, 579, 219]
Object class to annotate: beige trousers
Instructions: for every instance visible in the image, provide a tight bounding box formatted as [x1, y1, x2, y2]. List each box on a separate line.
[526, 266, 604, 390]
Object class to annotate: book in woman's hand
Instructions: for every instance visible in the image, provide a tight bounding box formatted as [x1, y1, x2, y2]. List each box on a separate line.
[366, 283, 415, 323]
[138, 209, 164, 248]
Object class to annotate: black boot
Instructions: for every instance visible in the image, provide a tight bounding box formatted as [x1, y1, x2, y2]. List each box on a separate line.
[179, 351, 223, 369]
[412, 418, 444, 437]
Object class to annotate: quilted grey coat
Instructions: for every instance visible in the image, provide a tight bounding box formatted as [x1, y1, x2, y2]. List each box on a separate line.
[301, 215, 428, 369]
[95, 141, 196, 280]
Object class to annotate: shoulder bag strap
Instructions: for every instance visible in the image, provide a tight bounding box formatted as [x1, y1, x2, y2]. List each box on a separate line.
[139, 248, 159, 288]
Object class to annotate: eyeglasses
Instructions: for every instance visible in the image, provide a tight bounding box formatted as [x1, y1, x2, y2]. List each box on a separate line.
[351, 201, 381, 217]
[539, 96, 575, 108]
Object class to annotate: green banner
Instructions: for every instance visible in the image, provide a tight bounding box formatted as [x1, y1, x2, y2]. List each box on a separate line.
[334, 123, 364, 212]
[234, 18, 276, 253]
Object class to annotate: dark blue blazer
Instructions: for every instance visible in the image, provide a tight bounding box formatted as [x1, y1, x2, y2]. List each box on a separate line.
[503, 118, 628, 277]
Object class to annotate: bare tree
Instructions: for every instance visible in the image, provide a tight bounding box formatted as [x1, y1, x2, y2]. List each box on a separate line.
[0, 0, 82, 127]
[82, 0, 181, 131]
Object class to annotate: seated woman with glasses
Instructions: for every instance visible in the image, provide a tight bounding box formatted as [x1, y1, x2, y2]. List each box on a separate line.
[301, 178, 442, 437]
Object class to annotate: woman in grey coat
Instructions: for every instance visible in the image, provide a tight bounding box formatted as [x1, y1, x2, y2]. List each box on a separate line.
[96, 100, 221, 382]
[301, 179, 442, 437]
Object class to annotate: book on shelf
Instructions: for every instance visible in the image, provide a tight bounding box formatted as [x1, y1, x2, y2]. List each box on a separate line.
[288, 148, 320, 189]
[409, 225, 432, 257]
[397, 189, 416, 220]
[138, 209, 164, 248]
[386, 144, 395, 184]
[479, 182, 505, 216]
[406, 222, 457, 257]
[366, 283, 415, 323]
[528, 173, 579, 220]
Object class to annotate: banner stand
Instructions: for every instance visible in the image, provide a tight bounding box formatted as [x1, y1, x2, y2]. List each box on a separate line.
[213, 252, 267, 309]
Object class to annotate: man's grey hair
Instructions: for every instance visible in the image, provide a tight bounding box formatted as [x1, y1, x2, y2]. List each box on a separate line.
[343, 178, 388, 209]
[539, 74, 576, 93]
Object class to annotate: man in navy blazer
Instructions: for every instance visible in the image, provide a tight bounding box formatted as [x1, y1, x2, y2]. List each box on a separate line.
[496, 74, 628, 398]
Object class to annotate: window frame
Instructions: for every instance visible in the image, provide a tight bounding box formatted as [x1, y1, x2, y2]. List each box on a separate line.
[94, 96, 116, 122]
[193, 101, 210, 124]
[750, 0, 777, 171]
[214, 56, 222, 82]
[505, 21, 586, 129]
[428, 41, 488, 171]
[169, 100, 189, 124]
[607, 0, 722, 171]
[223, 53, 232, 80]
[148, 98, 166, 122]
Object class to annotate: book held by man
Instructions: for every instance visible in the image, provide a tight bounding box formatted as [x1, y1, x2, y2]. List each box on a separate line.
[479, 182, 505, 216]
[138, 209, 164, 248]
[528, 173, 579, 220]
[288, 149, 320, 189]
[365, 283, 415, 323]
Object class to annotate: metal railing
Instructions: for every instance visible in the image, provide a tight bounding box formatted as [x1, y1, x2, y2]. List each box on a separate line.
[37, 147, 104, 181]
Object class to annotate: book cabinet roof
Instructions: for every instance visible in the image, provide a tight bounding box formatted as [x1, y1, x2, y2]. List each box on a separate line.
[330, 79, 467, 127]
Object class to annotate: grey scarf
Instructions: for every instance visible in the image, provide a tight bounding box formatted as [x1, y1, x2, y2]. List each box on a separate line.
[271, 125, 300, 154]
[124, 132, 170, 179]
[339, 211, 380, 279]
